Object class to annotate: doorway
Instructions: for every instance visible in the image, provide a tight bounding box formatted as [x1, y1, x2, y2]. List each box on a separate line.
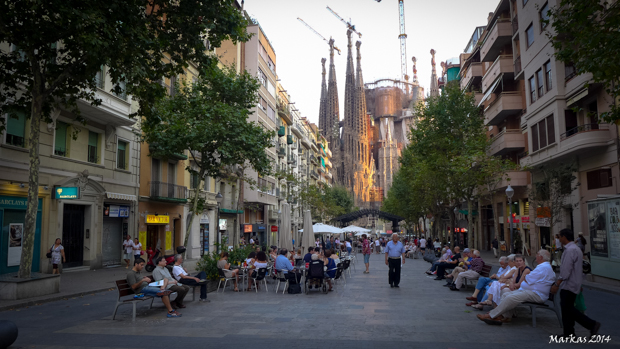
[62, 204, 85, 268]
[147, 225, 159, 250]
[540, 227, 551, 250]
[102, 217, 122, 267]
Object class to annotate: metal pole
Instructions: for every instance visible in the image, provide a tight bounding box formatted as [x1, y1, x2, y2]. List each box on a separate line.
[217, 202, 221, 253]
[509, 198, 514, 254]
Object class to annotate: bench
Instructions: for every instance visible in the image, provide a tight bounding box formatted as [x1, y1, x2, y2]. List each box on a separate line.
[463, 264, 493, 288]
[519, 292, 563, 328]
[112, 279, 155, 322]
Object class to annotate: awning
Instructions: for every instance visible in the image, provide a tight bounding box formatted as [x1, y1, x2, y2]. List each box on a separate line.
[106, 192, 137, 201]
[477, 75, 503, 108]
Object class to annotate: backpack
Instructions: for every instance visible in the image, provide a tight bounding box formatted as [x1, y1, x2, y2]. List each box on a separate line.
[287, 283, 301, 294]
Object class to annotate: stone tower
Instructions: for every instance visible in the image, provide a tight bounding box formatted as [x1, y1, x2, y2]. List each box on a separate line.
[318, 58, 328, 145]
[429, 49, 439, 98]
[325, 39, 341, 183]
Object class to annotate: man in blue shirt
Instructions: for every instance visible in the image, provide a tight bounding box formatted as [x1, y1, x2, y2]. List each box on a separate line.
[303, 247, 315, 263]
[275, 249, 294, 274]
[385, 233, 406, 288]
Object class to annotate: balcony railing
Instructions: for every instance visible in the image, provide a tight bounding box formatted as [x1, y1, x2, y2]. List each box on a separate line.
[219, 198, 243, 213]
[560, 123, 609, 141]
[149, 181, 188, 203]
[565, 65, 577, 82]
[512, 15, 518, 35]
[514, 56, 521, 76]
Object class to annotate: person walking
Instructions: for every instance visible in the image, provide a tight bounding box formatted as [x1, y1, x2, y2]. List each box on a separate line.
[375, 238, 380, 254]
[362, 234, 372, 274]
[49, 238, 65, 274]
[122, 235, 134, 269]
[492, 237, 499, 258]
[132, 238, 142, 262]
[551, 228, 601, 338]
[385, 234, 405, 288]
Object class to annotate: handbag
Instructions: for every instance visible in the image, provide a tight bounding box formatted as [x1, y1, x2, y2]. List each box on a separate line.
[575, 290, 587, 313]
[46, 245, 53, 259]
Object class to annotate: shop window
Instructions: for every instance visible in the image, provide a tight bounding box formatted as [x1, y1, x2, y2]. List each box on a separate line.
[117, 140, 128, 170]
[54, 121, 68, 156]
[587, 169, 612, 190]
[87, 131, 99, 163]
[6, 111, 26, 147]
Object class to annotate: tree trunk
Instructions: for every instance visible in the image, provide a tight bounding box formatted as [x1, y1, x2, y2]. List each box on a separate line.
[467, 198, 474, 249]
[235, 175, 244, 248]
[477, 199, 483, 251]
[492, 192, 501, 253]
[449, 209, 455, 250]
[182, 170, 204, 259]
[18, 100, 43, 279]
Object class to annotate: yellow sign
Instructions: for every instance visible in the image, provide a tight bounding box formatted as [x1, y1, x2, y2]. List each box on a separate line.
[165, 231, 172, 251]
[146, 215, 169, 224]
[139, 231, 146, 250]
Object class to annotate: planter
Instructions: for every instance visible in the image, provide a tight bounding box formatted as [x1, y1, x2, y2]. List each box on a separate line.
[206, 280, 219, 293]
[0, 320, 18, 348]
[0, 272, 60, 300]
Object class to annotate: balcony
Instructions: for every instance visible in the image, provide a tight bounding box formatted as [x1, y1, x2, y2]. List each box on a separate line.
[149, 181, 188, 203]
[326, 172, 333, 180]
[480, 19, 512, 62]
[189, 189, 217, 206]
[310, 155, 317, 164]
[498, 170, 528, 190]
[291, 123, 304, 138]
[277, 102, 293, 125]
[219, 198, 243, 214]
[301, 136, 311, 148]
[325, 147, 332, 158]
[481, 55, 514, 93]
[287, 135, 294, 145]
[559, 123, 611, 154]
[76, 89, 135, 127]
[310, 170, 318, 179]
[268, 208, 278, 221]
[277, 147, 286, 158]
[460, 62, 483, 90]
[514, 56, 523, 80]
[489, 129, 525, 156]
[474, 92, 484, 106]
[278, 126, 286, 137]
[512, 15, 518, 35]
[484, 92, 523, 126]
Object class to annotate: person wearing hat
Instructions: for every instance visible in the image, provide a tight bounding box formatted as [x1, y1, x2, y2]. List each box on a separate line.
[443, 248, 471, 286]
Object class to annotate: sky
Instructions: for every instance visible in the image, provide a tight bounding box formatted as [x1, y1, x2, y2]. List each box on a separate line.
[243, 0, 501, 125]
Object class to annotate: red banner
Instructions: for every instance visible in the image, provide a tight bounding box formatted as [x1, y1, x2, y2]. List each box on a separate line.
[271, 225, 278, 232]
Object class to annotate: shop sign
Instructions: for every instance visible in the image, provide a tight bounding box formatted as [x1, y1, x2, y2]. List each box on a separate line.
[271, 225, 278, 232]
[165, 231, 172, 251]
[219, 219, 227, 230]
[8, 223, 23, 266]
[258, 225, 266, 230]
[146, 215, 169, 224]
[607, 201, 620, 260]
[521, 217, 530, 223]
[200, 214, 209, 224]
[104, 205, 129, 218]
[535, 217, 550, 227]
[55, 187, 79, 199]
[506, 217, 520, 223]
[0, 196, 28, 209]
[588, 202, 608, 258]
[244, 224, 252, 233]
[536, 207, 551, 218]
[522, 223, 530, 229]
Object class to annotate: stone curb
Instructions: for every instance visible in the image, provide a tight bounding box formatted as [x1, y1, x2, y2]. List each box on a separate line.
[0, 287, 113, 312]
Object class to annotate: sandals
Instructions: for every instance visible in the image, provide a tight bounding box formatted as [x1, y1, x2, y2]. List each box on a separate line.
[471, 304, 485, 310]
[167, 311, 182, 318]
[479, 300, 493, 306]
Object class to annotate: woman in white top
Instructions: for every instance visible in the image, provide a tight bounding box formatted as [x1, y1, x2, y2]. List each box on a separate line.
[473, 254, 518, 309]
[49, 238, 65, 274]
[248, 251, 269, 291]
[330, 249, 341, 265]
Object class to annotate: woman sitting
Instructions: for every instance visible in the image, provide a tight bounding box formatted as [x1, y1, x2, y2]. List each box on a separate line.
[474, 254, 531, 309]
[247, 251, 269, 291]
[217, 252, 240, 292]
[330, 249, 341, 265]
[245, 251, 256, 267]
[269, 248, 278, 262]
[322, 250, 336, 291]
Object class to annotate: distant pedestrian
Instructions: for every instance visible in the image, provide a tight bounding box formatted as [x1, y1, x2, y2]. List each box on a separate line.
[122, 235, 134, 269]
[419, 236, 426, 253]
[362, 234, 372, 274]
[49, 238, 65, 274]
[375, 238, 380, 254]
[132, 238, 142, 262]
[552, 229, 601, 338]
[492, 237, 499, 258]
[385, 234, 405, 288]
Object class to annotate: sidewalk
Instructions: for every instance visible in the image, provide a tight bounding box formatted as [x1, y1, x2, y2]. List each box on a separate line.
[478, 249, 620, 296]
[0, 259, 200, 311]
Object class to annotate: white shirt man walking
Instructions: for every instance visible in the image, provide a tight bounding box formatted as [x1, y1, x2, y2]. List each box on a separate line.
[385, 234, 406, 288]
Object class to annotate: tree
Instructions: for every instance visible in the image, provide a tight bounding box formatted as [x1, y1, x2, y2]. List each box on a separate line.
[0, 0, 249, 279]
[142, 61, 273, 255]
[547, 1, 620, 122]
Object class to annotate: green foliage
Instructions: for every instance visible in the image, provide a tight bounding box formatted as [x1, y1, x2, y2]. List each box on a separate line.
[299, 184, 353, 222]
[547, 1, 620, 122]
[196, 243, 255, 281]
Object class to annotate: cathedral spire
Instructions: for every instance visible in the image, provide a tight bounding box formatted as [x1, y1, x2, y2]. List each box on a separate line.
[318, 58, 328, 139]
[429, 49, 439, 97]
[326, 38, 340, 183]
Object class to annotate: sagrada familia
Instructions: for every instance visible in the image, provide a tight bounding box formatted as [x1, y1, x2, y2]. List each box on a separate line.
[318, 29, 433, 208]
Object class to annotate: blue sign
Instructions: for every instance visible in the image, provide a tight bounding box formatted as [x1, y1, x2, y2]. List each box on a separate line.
[55, 187, 79, 199]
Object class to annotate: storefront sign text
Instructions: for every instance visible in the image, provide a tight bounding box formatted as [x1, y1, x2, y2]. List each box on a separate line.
[55, 187, 79, 199]
[146, 215, 169, 224]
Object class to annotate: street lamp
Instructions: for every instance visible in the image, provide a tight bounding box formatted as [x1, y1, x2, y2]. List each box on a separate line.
[215, 192, 223, 253]
[506, 185, 515, 254]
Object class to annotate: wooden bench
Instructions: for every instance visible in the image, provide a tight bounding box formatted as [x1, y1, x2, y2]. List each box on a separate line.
[463, 264, 493, 288]
[519, 292, 563, 328]
[112, 279, 155, 322]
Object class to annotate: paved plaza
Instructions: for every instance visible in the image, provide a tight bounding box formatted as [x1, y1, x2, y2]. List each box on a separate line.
[4, 253, 620, 348]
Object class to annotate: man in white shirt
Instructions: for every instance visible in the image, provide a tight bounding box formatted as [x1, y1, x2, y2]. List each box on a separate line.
[375, 239, 380, 254]
[477, 250, 556, 325]
[250, 237, 255, 245]
[419, 237, 427, 252]
[122, 235, 134, 269]
[172, 255, 209, 302]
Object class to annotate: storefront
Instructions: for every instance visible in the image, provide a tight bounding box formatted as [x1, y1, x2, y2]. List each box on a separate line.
[0, 196, 42, 275]
[199, 214, 210, 256]
[587, 197, 620, 280]
[240, 223, 267, 246]
[102, 203, 130, 267]
[143, 214, 172, 253]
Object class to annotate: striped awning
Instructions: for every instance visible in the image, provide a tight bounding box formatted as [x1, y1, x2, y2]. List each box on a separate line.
[106, 192, 137, 201]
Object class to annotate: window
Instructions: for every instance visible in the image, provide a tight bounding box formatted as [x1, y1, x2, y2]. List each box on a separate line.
[267, 80, 276, 98]
[94, 66, 105, 89]
[540, 3, 549, 30]
[525, 24, 534, 48]
[152, 158, 161, 181]
[258, 96, 267, 111]
[587, 169, 612, 190]
[529, 76, 536, 103]
[168, 162, 176, 184]
[55, 121, 69, 156]
[114, 80, 127, 100]
[6, 111, 26, 147]
[536, 69, 544, 98]
[169, 75, 178, 96]
[531, 115, 555, 152]
[267, 105, 276, 123]
[117, 140, 128, 170]
[204, 176, 211, 192]
[10, 44, 26, 62]
[544, 61, 553, 91]
[565, 64, 577, 81]
[257, 68, 267, 87]
[87, 131, 99, 163]
[190, 172, 200, 189]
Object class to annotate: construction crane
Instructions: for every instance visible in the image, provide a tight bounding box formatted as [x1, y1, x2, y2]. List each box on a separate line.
[297, 18, 342, 55]
[398, 0, 408, 82]
[326, 6, 362, 38]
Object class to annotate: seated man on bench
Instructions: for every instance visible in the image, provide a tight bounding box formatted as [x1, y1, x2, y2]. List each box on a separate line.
[434, 246, 461, 280]
[126, 258, 181, 318]
[477, 249, 555, 325]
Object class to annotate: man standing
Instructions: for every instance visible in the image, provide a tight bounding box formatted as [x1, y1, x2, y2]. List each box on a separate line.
[172, 254, 209, 302]
[385, 234, 405, 288]
[552, 229, 601, 338]
[375, 238, 380, 254]
[419, 236, 427, 254]
[122, 235, 134, 269]
[362, 234, 372, 274]
[132, 238, 142, 263]
[152, 256, 189, 309]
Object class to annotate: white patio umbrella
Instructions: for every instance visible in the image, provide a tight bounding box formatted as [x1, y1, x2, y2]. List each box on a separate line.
[310, 223, 343, 234]
[342, 225, 371, 233]
[355, 231, 371, 237]
[278, 203, 292, 251]
[300, 210, 315, 254]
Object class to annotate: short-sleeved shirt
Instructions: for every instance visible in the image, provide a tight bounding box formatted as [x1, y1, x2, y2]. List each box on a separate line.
[127, 269, 148, 293]
[362, 239, 372, 255]
[153, 266, 176, 289]
[303, 253, 313, 263]
[419, 239, 426, 248]
[123, 240, 134, 254]
[133, 242, 142, 254]
[375, 240, 380, 246]
[385, 241, 405, 258]
[217, 259, 228, 270]
[172, 265, 188, 281]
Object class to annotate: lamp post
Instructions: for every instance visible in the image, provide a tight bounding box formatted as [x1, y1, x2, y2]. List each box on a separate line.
[506, 185, 515, 254]
[215, 191, 223, 253]
[453, 207, 459, 246]
[277, 209, 282, 248]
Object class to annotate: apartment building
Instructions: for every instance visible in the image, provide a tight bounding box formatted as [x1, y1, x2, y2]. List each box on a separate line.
[0, 43, 140, 274]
